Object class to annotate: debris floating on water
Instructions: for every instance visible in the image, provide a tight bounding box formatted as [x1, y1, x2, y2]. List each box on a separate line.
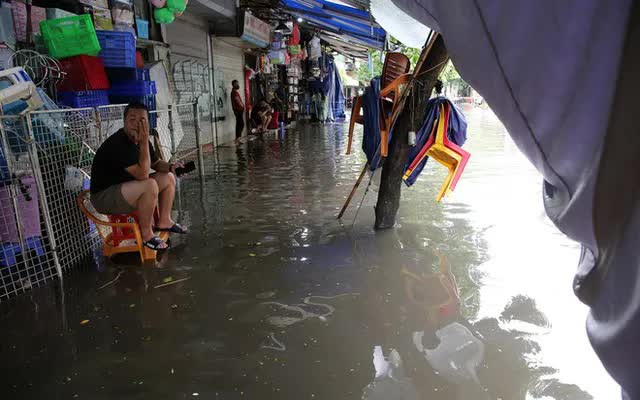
[154, 277, 190, 289]
[97, 271, 123, 290]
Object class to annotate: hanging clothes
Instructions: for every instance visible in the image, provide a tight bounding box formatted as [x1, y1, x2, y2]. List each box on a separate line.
[331, 62, 346, 120]
[403, 97, 467, 186]
[287, 22, 300, 46]
[312, 92, 326, 122]
[308, 35, 321, 61]
[362, 77, 382, 170]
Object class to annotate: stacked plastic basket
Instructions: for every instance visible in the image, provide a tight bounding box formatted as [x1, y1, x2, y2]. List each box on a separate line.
[99, 29, 157, 127]
[40, 14, 110, 108]
[40, 14, 157, 122]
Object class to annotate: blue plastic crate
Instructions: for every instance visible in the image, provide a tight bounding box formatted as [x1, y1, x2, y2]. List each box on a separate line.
[136, 68, 150, 81]
[105, 67, 137, 82]
[96, 30, 136, 68]
[135, 18, 149, 39]
[109, 80, 156, 97]
[105, 67, 149, 82]
[0, 238, 44, 267]
[57, 90, 110, 108]
[0, 243, 20, 267]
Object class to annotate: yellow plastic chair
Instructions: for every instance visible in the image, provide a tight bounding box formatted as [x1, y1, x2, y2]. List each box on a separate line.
[429, 105, 463, 201]
[403, 104, 461, 201]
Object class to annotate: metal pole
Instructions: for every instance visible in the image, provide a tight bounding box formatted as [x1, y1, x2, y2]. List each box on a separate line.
[94, 107, 104, 145]
[193, 100, 205, 182]
[24, 114, 64, 280]
[0, 118, 29, 269]
[168, 104, 176, 162]
[208, 34, 219, 148]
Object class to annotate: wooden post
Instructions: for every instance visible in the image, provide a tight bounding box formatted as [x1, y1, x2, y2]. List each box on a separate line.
[374, 35, 449, 230]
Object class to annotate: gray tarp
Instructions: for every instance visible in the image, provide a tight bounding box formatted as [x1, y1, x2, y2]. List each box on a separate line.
[386, 0, 638, 398]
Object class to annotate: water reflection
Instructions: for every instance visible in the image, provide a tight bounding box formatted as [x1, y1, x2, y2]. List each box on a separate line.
[0, 110, 615, 399]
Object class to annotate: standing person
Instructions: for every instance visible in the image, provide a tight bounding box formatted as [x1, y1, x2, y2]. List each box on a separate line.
[231, 80, 245, 142]
[90, 102, 188, 251]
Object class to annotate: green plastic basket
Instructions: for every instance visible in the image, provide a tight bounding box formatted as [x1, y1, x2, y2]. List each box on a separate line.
[40, 14, 101, 59]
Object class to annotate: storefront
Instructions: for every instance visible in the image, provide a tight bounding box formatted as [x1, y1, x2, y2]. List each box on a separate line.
[211, 36, 245, 145]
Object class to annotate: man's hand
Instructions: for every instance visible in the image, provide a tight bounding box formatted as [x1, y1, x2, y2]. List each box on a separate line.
[137, 117, 150, 144]
[170, 160, 185, 174]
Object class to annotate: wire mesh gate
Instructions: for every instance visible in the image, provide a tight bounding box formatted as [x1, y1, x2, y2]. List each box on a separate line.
[0, 101, 205, 301]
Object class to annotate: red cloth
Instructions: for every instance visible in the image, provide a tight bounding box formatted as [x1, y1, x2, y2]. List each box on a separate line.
[231, 89, 244, 112]
[287, 22, 300, 45]
[136, 51, 144, 68]
[268, 111, 279, 129]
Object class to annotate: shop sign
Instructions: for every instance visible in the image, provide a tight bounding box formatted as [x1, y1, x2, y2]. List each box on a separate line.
[241, 12, 271, 48]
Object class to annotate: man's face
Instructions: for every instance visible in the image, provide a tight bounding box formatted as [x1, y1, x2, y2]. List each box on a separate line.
[232, 81, 239, 90]
[124, 109, 148, 143]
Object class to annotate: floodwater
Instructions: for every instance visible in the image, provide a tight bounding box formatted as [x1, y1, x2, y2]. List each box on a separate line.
[0, 108, 618, 399]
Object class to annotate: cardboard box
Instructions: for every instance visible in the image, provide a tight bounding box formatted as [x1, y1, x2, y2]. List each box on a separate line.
[79, 0, 109, 8]
[111, 7, 134, 26]
[46, 8, 77, 20]
[92, 6, 114, 30]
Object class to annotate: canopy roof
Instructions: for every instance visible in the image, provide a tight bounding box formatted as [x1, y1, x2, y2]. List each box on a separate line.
[280, 0, 386, 53]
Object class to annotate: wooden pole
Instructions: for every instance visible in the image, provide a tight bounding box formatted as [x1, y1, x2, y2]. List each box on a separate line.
[374, 34, 449, 230]
[337, 162, 369, 219]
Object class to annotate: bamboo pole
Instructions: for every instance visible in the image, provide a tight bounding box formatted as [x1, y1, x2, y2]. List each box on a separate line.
[337, 162, 369, 219]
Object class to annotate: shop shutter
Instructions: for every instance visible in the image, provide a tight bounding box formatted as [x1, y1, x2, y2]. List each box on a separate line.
[163, 13, 213, 145]
[164, 13, 208, 62]
[212, 37, 245, 145]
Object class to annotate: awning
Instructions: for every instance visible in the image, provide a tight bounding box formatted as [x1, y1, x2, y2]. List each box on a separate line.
[319, 32, 370, 59]
[280, 0, 386, 50]
[370, 0, 430, 48]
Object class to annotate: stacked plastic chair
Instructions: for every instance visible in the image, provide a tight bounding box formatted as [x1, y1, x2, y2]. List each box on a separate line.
[347, 52, 412, 158]
[403, 102, 470, 201]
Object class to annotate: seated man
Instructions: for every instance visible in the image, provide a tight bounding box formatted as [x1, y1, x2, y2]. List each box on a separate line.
[250, 100, 272, 133]
[90, 102, 187, 250]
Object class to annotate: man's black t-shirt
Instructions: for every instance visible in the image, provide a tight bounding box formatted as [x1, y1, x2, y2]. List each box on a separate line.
[90, 129, 158, 194]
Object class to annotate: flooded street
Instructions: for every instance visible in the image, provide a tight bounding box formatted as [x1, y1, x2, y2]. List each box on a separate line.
[0, 108, 617, 399]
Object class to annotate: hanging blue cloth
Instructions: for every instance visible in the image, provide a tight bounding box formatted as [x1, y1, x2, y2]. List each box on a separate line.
[362, 77, 382, 170]
[403, 97, 467, 186]
[331, 65, 346, 120]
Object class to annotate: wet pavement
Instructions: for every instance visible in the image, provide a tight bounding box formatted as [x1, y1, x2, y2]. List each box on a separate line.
[0, 108, 617, 399]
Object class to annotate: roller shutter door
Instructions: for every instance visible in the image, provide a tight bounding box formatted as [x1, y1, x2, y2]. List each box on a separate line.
[212, 37, 246, 144]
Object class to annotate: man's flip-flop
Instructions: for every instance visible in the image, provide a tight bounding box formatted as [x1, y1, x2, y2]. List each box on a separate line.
[154, 223, 188, 234]
[143, 236, 169, 250]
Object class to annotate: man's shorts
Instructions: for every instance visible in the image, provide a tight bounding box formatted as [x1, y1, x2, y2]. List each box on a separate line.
[90, 184, 136, 215]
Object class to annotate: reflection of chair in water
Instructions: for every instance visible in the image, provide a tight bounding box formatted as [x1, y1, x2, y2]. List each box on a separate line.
[77, 190, 168, 263]
[402, 249, 460, 326]
[347, 52, 411, 157]
[403, 250, 484, 384]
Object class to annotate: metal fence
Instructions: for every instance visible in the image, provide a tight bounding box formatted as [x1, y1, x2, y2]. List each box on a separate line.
[0, 101, 204, 301]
